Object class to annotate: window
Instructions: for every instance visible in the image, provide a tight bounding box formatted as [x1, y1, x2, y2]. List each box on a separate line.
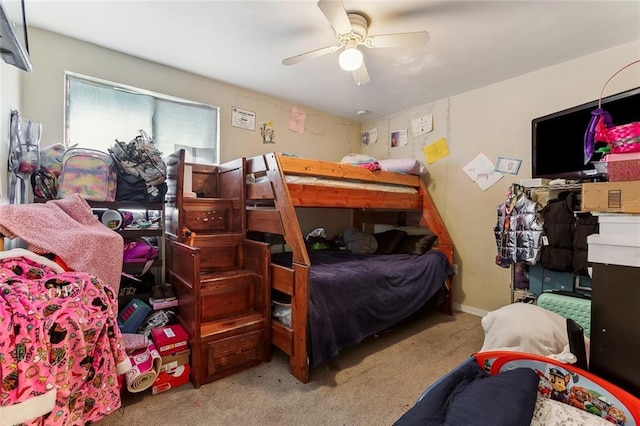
[64, 72, 219, 164]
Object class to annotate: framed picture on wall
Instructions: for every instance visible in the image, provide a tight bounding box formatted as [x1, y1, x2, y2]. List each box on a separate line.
[231, 107, 256, 131]
[495, 157, 522, 174]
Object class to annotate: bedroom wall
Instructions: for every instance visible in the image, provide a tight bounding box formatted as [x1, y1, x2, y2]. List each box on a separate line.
[7, 29, 640, 313]
[12, 28, 359, 238]
[20, 28, 362, 162]
[362, 40, 640, 314]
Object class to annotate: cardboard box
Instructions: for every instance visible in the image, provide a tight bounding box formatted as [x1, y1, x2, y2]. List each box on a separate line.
[581, 181, 640, 213]
[152, 364, 190, 394]
[148, 297, 179, 310]
[160, 349, 190, 373]
[604, 153, 640, 182]
[151, 324, 189, 356]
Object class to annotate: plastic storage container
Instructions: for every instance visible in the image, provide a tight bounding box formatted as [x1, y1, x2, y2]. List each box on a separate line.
[604, 152, 640, 181]
[587, 233, 640, 267]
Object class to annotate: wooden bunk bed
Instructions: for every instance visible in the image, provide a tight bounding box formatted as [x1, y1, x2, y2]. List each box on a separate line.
[245, 152, 454, 383]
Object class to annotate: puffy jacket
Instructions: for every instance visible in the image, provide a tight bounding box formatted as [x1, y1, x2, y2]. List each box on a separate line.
[494, 184, 544, 267]
[540, 191, 576, 272]
[539, 190, 599, 275]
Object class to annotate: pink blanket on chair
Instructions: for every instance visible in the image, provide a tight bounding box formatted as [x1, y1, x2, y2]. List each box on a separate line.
[0, 194, 123, 292]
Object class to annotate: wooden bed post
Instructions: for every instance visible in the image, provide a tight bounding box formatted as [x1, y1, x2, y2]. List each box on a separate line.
[352, 208, 363, 230]
[418, 181, 454, 315]
[291, 263, 310, 382]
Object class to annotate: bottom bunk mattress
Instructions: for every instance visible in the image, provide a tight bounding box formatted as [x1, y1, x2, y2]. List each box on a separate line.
[273, 250, 453, 368]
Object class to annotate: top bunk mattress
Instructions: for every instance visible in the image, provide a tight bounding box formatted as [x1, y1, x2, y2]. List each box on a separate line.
[284, 175, 418, 194]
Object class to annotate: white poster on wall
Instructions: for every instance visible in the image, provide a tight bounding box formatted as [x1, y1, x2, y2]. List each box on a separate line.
[411, 114, 433, 137]
[231, 107, 256, 131]
[362, 128, 378, 145]
[390, 129, 408, 148]
[462, 152, 503, 191]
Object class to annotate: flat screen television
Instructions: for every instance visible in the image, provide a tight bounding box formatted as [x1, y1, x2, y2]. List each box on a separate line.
[532, 86, 640, 180]
[0, 0, 31, 72]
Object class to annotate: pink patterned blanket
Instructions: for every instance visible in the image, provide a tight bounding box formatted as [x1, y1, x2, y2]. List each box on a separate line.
[0, 249, 131, 425]
[0, 194, 123, 293]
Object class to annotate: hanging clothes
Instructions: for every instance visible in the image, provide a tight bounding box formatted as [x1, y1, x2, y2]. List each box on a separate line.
[494, 184, 544, 268]
[540, 191, 577, 272]
[539, 190, 599, 276]
[8, 110, 41, 204]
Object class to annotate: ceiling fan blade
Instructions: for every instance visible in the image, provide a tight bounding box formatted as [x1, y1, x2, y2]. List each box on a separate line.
[364, 31, 430, 49]
[317, 0, 352, 36]
[282, 45, 341, 66]
[352, 62, 370, 86]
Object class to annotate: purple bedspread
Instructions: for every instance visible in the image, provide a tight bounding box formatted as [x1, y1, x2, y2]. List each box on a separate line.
[273, 250, 453, 368]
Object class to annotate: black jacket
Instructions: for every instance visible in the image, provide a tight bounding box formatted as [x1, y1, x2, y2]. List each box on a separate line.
[573, 213, 599, 276]
[540, 190, 598, 275]
[540, 191, 577, 272]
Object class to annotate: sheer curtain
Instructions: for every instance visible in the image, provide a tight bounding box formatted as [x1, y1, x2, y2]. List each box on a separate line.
[65, 74, 219, 164]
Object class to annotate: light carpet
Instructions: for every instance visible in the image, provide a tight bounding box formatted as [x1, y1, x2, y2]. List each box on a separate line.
[98, 311, 483, 426]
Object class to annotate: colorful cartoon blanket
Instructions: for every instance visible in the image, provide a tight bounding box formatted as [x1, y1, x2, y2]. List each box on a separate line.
[0, 249, 131, 425]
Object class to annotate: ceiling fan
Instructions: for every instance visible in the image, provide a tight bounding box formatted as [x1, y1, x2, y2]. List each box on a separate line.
[282, 0, 430, 86]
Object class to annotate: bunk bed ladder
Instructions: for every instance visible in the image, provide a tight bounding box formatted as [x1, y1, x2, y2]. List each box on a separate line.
[246, 153, 312, 383]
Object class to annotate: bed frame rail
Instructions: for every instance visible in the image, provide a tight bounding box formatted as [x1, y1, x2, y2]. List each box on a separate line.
[277, 154, 421, 187]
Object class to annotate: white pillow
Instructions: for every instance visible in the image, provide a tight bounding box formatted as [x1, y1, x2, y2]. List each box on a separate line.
[378, 158, 427, 175]
[340, 153, 378, 164]
[480, 303, 569, 356]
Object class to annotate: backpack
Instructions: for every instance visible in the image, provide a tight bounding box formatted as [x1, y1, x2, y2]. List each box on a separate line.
[123, 238, 159, 263]
[39, 143, 68, 176]
[123, 238, 159, 275]
[112, 157, 168, 203]
[109, 130, 166, 187]
[57, 148, 117, 201]
[30, 169, 59, 200]
[109, 130, 167, 203]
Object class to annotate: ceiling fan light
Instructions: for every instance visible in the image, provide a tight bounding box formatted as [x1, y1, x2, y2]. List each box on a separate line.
[338, 48, 363, 71]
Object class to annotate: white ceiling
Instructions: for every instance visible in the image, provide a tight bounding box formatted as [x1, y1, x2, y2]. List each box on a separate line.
[22, 0, 640, 122]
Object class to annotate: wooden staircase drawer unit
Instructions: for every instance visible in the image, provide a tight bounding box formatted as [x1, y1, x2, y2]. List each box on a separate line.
[204, 325, 265, 381]
[182, 199, 234, 233]
[195, 234, 242, 271]
[200, 271, 257, 322]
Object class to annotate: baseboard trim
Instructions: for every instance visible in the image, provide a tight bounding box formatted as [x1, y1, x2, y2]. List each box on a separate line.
[453, 303, 488, 318]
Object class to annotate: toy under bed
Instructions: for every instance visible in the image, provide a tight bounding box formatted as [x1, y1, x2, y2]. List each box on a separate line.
[394, 351, 640, 426]
[396, 294, 640, 426]
[395, 351, 640, 426]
